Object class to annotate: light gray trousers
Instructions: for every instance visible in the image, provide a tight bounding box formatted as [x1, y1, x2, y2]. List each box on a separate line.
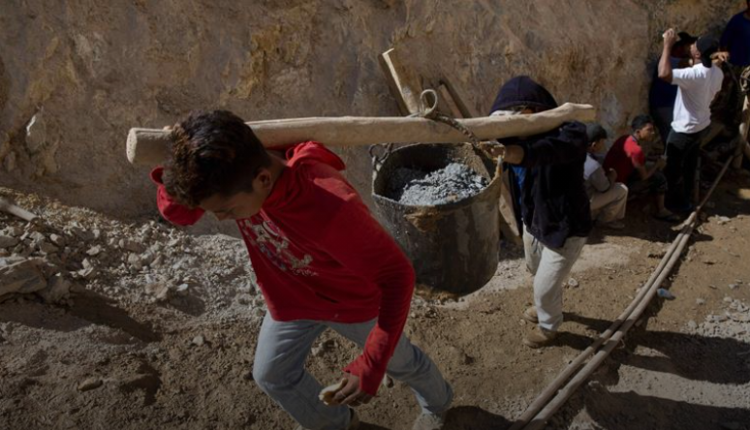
[253, 313, 453, 430]
[523, 227, 587, 331]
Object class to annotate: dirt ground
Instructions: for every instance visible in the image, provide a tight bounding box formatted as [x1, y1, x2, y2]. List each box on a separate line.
[2, 170, 750, 430]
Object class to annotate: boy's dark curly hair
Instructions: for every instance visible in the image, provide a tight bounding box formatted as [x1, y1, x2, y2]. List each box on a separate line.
[163, 110, 271, 207]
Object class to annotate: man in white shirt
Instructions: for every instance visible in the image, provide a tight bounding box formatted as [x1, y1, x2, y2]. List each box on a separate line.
[658, 29, 724, 211]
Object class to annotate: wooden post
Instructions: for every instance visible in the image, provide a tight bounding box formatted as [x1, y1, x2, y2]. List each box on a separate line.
[378, 48, 423, 116]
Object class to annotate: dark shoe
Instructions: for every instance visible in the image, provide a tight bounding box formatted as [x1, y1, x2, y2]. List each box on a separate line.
[295, 408, 359, 430]
[653, 211, 681, 223]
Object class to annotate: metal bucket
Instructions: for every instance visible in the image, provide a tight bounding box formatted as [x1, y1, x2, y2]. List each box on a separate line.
[372, 142, 502, 297]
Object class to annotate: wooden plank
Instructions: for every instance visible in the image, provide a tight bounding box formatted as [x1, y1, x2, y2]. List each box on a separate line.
[378, 48, 423, 116]
[436, 85, 464, 118]
[440, 78, 480, 118]
[0, 197, 36, 222]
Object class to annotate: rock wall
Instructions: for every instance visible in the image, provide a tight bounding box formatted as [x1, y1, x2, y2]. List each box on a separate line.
[0, 0, 745, 229]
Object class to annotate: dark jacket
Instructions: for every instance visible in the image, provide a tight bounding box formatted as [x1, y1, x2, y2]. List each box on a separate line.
[490, 76, 592, 248]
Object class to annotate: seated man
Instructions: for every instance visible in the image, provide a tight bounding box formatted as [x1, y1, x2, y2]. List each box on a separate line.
[584, 124, 628, 229]
[604, 115, 679, 222]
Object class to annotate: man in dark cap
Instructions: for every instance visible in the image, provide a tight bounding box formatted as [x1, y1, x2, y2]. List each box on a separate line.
[487, 76, 591, 348]
[658, 29, 725, 211]
[649, 31, 697, 143]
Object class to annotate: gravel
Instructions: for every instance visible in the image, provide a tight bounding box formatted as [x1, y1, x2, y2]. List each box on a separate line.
[388, 163, 488, 206]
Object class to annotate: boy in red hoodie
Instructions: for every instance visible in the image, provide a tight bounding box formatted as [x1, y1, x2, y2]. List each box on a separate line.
[151, 111, 452, 430]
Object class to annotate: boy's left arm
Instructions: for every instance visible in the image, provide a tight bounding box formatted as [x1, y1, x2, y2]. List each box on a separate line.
[315, 188, 415, 404]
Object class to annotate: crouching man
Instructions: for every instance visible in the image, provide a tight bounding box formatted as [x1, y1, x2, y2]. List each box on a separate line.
[584, 124, 628, 230]
[487, 76, 591, 348]
[150, 110, 452, 430]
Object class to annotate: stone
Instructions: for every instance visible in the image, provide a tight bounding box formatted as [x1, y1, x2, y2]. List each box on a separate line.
[38, 274, 72, 303]
[127, 253, 142, 270]
[729, 283, 739, 290]
[567, 278, 579, 288]
[86, 245, 102, 256]
[311, 339, 336, 357]
[687, 320, 697, 329]
[695, 298, 705, 305]
[38, 240, 58, 255]
[0, 258, 47, 297]
[175, 283, 189, 296]
[191, 335, 205, 346]
[77, 377, 103, 392]
[123, 240, 145, 253]
[716, 216, 731, 225]
[0, 235, 19, 248]
[145, 282, 170, 301]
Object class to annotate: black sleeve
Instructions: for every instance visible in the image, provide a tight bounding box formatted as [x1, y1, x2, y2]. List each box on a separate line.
[519, 121, 589, 168]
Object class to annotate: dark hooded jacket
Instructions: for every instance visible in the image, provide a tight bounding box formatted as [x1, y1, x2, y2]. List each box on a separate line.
[491, 76, 592, 248]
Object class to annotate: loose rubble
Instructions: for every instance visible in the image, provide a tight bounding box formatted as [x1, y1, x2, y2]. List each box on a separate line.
[0, 190, 261, 316]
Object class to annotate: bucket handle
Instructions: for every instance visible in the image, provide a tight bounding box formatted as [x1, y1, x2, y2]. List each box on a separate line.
[369, 142, 394, 172]
[370, 89, 485, 172]
[413, 89, 484, 155]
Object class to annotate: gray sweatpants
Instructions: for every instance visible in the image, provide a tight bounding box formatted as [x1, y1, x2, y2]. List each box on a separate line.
[252, 313, 453, 430]
[523, 227, 587, 331]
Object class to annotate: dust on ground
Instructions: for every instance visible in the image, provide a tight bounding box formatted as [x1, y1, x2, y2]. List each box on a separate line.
[1, 171, 750, 430]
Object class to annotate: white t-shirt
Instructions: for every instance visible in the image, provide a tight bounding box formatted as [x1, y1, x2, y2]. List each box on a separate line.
[671, 64, 724, 134]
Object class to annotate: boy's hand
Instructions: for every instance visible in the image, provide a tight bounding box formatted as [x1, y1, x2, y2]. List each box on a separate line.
[331, 373, 373, 407]
[712, 51, 730, 64]
[607, 168, 618, 183]
[480, 141, 506, 158]
[662, 28, 677, 48]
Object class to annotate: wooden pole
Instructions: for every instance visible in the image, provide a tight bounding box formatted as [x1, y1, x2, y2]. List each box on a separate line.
[126, 103, 596, 166]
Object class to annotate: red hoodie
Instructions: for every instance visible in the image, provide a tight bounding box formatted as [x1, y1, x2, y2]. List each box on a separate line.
[150, 141, 415, 395]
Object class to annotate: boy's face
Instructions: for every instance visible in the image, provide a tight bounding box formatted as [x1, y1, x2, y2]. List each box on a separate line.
[690, 43, 701, 61]
[589, 139, 606, 154]
[635, 123, 656, 143]
[199, 168, 274, 220]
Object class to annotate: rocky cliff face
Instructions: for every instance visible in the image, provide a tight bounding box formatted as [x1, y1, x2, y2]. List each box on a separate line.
[0, 0, 744, 227]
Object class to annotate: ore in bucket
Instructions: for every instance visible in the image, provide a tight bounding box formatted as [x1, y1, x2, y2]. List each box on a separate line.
[372, 142, 502, 298]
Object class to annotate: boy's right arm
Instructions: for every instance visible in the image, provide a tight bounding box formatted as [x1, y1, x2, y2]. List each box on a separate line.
[150, 166, 205, 226]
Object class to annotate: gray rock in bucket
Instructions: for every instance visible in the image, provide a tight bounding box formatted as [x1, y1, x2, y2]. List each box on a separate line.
[394, 163, 489, 206]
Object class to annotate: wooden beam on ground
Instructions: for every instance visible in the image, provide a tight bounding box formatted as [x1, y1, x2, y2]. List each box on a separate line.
[0, 197, 36, 222]
[378, 48, 423, 116]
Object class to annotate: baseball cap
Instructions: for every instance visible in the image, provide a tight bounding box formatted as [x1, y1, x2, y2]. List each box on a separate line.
[696, 35, 719, 67]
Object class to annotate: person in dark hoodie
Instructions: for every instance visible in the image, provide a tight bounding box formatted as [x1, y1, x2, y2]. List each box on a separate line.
[149, 111, 453, 430]
[487, 76, 591, 348]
